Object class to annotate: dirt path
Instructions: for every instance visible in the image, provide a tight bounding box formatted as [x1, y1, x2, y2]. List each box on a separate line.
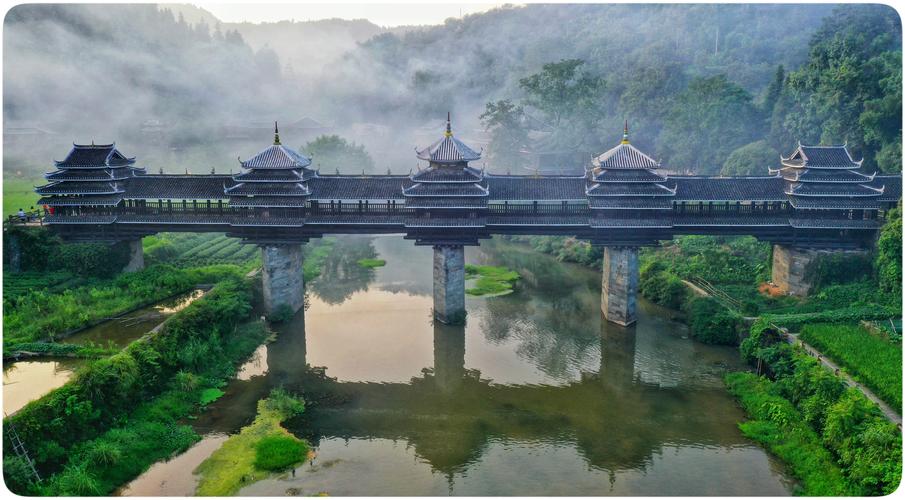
[784, 333, 902, 427]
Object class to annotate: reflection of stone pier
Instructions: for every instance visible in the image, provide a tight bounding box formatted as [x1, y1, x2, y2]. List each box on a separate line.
[599, 314, 637, 389]
[261, 244, 304, 314]
[601, 247, 639, 326]
[433, 244, 466, 324]
[433, 322, 466, 392]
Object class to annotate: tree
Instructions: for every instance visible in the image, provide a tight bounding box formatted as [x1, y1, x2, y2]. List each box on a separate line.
[721, 140, 779, 176]
[480, 100, 529, 169]
[304, 135, 375, 174]
[762, 65, 785, 117]
[876, 203, 901, 295]
[660, 75, 760, 174]
[518, 59, 606, 149]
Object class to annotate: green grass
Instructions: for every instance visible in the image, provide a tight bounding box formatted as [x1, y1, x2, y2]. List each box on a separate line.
[3, 271, 82, 302]
[255, 435, 307, 471]
[3, 176, 41, 219]
[195, 389, 307, 496]
[199, 388, 225, 406]
[465, 264, 520, 297]
[4, 341, 117, 360]
[799, 322, 902, 411]
[724, 372, 856, 496]
[357, 258, 386, 268]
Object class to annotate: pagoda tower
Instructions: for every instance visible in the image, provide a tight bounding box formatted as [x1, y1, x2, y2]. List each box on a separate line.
[586, 122, 674, 229]
[37, 142, 143, 220]
[225, 122, 315, 225]
[406, 114, 486, 324]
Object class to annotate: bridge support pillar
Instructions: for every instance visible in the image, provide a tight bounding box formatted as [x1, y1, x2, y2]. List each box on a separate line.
[772, 245, 869, 297]
[601, 246, 639, 326]
[262, 244, 305, 315]
[433, 244, 466, 324]
[123, 239, 145, 273]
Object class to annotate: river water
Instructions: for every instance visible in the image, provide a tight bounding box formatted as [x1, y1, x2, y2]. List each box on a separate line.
[118, 235, 795, 496]
[2, 289, 205, 415]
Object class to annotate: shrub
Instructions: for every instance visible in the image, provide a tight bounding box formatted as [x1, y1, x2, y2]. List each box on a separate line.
[269, 303, 296, 323]
[685, 297, 741, 344]
[876, 204, 902, 295]
[254, 435, 307, 471]
[639, 261, 687, 309]
[804, 251, 875, 291]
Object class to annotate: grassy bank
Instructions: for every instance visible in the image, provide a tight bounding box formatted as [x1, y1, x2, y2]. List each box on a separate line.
[799, 322, 901, 411]
[733, 321, 901, 495]
[3, 264, 243, 347]
[465, 264, 519, 296]
[3, 277, 266, 495]
[4, 341, 118, 360]
[357, 258, 386, 268]
[195, 389, 308, 496]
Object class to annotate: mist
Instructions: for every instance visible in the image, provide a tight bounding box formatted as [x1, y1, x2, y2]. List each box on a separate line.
[4, 3, 897, 179]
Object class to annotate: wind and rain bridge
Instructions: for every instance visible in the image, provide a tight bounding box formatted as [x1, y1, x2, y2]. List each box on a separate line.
[35, 118, 901, 325]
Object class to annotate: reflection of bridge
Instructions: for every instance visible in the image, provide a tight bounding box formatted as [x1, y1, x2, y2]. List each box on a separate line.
[33, 119, 901, 325]
[253, 311, 751, 475]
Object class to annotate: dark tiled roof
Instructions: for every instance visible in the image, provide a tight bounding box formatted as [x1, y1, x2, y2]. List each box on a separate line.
[591, 169, 666, 183]
[240, 144, 312, 169]
[673, 216, 788, 226]
[589, 198, 673, 209]
[672, 177, 786, 201]
[798, 145, 859, 168]
[231, 217, 306, 227]
[43, 214, 117, 224]
[787, 183, 882, 197]
[872, 175, 902, 201]
[403, 183, 488, 197]
[55, 144, 135, 168]
[405, 217, 486, 227]
[792, 169, 875, 183]
[124, 175, 233, 199]
[226, 182, 310, 196]
[38, 194, 122, 206]
[45, 167, 142, 181]
[789, 218, 881, 229]
[486, 215, 588, 226]
[416, 134, 481, 163]
[789, 198, 881, 210]
[586, 182, 674, 197]
[308, 176, 408, 200]
[592, 143, 659, 169]
[36, 181, 123, 195]
[411, 166, 483, 183]
[486, 176, 586, 201]
[590, 218, 672, 228]
[306, 214, 405, 225]
[117, 214, 231, 225]
[233, 169, 313, 182]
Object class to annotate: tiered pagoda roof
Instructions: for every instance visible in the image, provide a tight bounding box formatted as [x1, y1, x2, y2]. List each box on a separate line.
[37, 143, 143, 208]
[225, 123, 315, 208]
[404, 115, 489, 212]
[772, 143, 884, 210]
[586, 123, 675, 226]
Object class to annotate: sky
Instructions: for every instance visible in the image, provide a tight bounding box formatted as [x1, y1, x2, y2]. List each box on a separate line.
[200, 3, 504, 27]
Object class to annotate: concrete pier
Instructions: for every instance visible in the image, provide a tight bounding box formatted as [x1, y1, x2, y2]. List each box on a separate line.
[601, 246, 639, 326]
[772, 245, 869, 297]
[262, 244, 305, 315]
[433, 244, 466, 324]
[123, 239, 145, 272]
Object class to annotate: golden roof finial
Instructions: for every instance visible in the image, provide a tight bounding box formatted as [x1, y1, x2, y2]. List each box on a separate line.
[274, 121, 281, 145]
[621, 120, 629, 144]
[445, 112, 453, 137]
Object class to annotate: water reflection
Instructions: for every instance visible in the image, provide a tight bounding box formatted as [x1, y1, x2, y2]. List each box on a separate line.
[121, 235, 793, 496]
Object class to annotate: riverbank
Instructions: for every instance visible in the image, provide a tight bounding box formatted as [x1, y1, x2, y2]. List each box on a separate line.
[2, 276, 266, 495]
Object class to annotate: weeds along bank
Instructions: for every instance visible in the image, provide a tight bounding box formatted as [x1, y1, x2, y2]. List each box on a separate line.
[2, 276, 268, 495]
[732, 320, 901, 495]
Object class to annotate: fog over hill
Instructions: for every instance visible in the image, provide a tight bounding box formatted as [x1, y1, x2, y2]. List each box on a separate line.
[4, 3, 899, 175]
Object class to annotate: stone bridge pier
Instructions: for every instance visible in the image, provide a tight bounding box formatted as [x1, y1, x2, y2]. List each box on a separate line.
[123, 239, 145, 272]
[601, 246, 639, 326]
[261, 244, 305, 315]
[771, 244, 870, 297]
[433, 244, 466, 324]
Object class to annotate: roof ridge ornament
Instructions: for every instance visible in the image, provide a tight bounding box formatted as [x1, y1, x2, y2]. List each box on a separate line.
[621, 120, 629, 144]
[274, 121, 281, 145]
[445, 112, 452, 137]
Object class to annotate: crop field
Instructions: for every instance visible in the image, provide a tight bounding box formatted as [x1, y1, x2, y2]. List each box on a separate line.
[3, 176, 41, 219]
[145, 233, 261, 268]
[3, 271, 82, 302]
[799, 322, 902, 411]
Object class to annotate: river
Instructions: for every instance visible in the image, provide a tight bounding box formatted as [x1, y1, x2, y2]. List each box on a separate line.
[118, 235, 795, 496]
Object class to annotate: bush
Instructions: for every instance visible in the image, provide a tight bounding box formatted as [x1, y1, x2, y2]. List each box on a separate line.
[269, 303, 296, 323]
[804, 252, 875, 291]
[685, 297, 741, 344]
[254, 435, 307, 471]
[640, 261, 687, 309]
[876, 204, 902, 295]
